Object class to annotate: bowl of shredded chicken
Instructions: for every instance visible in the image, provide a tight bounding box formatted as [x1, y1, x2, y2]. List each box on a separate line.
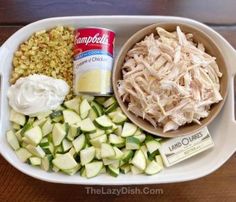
[113, 23, 228, 137]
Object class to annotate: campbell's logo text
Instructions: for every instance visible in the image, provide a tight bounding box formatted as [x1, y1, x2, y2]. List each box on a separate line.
[76, 33, 109, 46]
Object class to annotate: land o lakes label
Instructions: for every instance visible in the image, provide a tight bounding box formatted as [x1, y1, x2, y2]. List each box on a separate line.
[73, 27, 115, 95]
[159, 127, 214, 167]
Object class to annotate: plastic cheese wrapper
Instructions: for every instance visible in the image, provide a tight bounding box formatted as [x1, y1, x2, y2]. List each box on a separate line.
[159, 127, 214, 167]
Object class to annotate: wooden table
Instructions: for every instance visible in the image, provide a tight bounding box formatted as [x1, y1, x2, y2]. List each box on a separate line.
[1, 0, 236, 201]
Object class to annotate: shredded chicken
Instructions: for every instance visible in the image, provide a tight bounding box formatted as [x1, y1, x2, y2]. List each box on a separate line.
[117, 26, 223, 132]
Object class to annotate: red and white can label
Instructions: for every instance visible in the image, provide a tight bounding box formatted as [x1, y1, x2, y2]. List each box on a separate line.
[73, 27, 115, 95]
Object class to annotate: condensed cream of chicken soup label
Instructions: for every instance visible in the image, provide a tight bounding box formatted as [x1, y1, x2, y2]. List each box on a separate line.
[73, 27, 115, 95]
[159, 127, 214, 167]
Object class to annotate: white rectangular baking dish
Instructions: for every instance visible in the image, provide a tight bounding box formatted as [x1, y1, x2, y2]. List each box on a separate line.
[0, 16, 236, 185]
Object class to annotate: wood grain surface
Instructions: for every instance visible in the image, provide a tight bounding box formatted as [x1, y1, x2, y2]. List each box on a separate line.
[0, 0, 236, 201]
[0, 0, 236, 25]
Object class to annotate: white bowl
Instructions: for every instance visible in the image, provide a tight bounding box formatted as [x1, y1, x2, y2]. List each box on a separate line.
[0, 16, 236, 185]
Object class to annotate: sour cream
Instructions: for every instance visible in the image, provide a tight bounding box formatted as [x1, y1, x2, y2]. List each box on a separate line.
[8, 74, 69, 115]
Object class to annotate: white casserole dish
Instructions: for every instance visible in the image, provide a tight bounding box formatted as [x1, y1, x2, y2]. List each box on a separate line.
[0, 16, 235, 185]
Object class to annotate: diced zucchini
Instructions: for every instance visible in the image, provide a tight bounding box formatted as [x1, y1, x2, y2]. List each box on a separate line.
[67, 124, 80, 141]
[155, 155, 164, 168]
[134, 128, 142, 136]
[105, 123, 117, 135]
[108, 112, 116, 120]
[131, 150, 146, 171]
[102, 158, 118, 166]
[95, 148, 102, 160]
[88, 108, 98, 121]
[25, 145, 46, 158]
[64, 96, 80, 113]
[95, 115, 113, 129]
[7, 96, 165, 177]
[63, 123, 69, 141]
[54, 145, 64, 154]
[112, 147, 123, 160]
[145, 160, 163, 175]
[105, 102, 118, 114]
[80, 99, 91, 119]
[134, 134, 146, 143]
[20, 121, 33, 136]
[27, 117, 35, 124]
[42, 119, 53, 137]
[50, 110, 62, 119]
[63, 110, 81, 124]
[41, 155, 52, 171]
[7, 130, 20, 150]
[62, 139, 73, 152]
[36, 110, 52, 120]
[50, 110, 63, 122]
[91, 101, 103, 117]
[41, 142, 54, 155]
[120, 164, 130, 174]
[105, 129, 113, 135]
[89, 128, 105, 139]
[72, 134, 86, 152]
[112, 112, 127, 124]
[52, 123, 66, 146]
[121, 122, 137, 137]
[85, 161, 103, 178]
[29, 157, 41, 166]
[16, 148, 32, 162]
[55, 151, 67, 158]
[114, 125, 122, 136]
[81, 95, 94, 101]
[126, 136, 141, 150]
[131, 165, 143, 174]
[90, 134, 107, 147]
[119, 159, 126, 166]
[80, 146, 96, 165]
[30, 110, 50, 118]
[15, 129, 23, 142]
[9, 109, 26, 126]
[147, 150, 160, 161]
[112, 123, 118, 130]
[121, 150, 134, 163]
[63, 164, 81, 175]
[100, 166, 106, 174]
[68, 147, 76, 157]
[52, 165, 60, 172]
[80, 118, 96, 133]
[145, 134, 155, 142]
[95, 97, 106, 105]
[33, 118, 47, 127]
[12, 123, 21, 130]
[101, 143, 115, 158]
[80, 166, 86, 177]
[146, 140, 161, 154]
[55, 105, 66, 111]
[107, 165, 119, 177]
[24, 126, 42, 146]
[109, 134, 125, 146]
[22, 136, 31, 145]
[39, 137, 49, 147]
[52, 153, 78, 170]
[140, 145, 148, 160]
[21, 142, 28, 148]
[103, 97, 116, 108]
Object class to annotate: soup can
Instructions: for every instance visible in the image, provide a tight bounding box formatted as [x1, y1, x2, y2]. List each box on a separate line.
[73, 27, 115, 96]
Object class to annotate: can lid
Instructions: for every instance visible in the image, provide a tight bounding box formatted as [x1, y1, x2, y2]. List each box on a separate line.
[76, 27, 115, 34]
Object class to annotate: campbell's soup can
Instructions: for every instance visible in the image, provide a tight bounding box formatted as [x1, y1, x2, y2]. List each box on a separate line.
[73, 27, 115, 96]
